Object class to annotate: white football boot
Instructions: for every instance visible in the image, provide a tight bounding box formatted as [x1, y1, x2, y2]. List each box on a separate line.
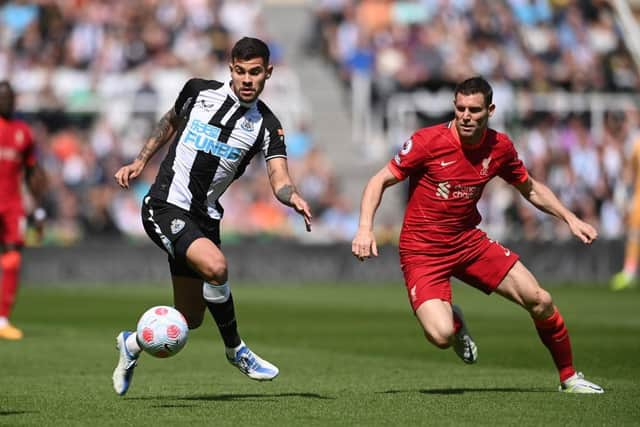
[559, 372, 604, 394]
[226, 341, 279, 380]
[112, 331, 139, 395]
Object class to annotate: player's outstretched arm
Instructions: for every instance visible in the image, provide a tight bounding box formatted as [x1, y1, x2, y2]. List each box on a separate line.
[25, 163, 47, 204]
[352, 165, 400, 261]
[114, 109, 179, 189]
[25, 163, 48, 241]
[266, 157, 312, 232]
[514, 176, 598, 244]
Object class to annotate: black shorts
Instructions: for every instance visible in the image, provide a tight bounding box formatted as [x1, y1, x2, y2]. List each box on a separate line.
[141, 196, 220, 278]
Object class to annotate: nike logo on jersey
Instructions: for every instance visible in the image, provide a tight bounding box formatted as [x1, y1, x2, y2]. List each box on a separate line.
[440, 160, 456, 167]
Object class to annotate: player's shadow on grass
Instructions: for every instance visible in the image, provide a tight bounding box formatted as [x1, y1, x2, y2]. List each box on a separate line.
[182, 392, 335, 401]
[380, 387, 549, 395]
[0, 410, 38, 416]
[131, 392, 334, 402]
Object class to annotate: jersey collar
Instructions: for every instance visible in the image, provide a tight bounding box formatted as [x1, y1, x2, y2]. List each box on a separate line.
[448, 120, 487, 150]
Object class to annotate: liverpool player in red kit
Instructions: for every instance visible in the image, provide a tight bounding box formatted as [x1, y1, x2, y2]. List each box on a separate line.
[352, 77, 603, 393]
[0, 81, 46, 340]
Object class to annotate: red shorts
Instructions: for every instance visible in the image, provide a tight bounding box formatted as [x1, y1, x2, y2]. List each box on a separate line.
[400, 228, 519, 312]
[0, 205, 26, 246]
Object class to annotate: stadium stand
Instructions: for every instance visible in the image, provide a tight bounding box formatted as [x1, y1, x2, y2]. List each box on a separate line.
[1, 0, 638, 244]
[0, 0, 358, 245]
[308, 0, 640, 242]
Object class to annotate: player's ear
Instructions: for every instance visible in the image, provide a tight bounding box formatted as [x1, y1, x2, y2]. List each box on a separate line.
[266, 65, 273, 79]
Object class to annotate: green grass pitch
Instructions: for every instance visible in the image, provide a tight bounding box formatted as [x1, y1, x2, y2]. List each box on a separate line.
[1, 283, 639, 426]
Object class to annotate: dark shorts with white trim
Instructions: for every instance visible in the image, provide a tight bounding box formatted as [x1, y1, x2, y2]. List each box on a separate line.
[141, 196, 220, 279]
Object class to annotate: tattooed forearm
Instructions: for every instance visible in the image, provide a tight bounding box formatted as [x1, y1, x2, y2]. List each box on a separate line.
[276, 184, 296, 204]
[136, 142, 158, 163]
[136, 110, 177, 163]
[151, 110, 176, 142]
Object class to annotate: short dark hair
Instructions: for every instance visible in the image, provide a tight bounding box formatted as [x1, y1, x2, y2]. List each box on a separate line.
[231, 37, 270, 65]
[454, 76, 493, 107]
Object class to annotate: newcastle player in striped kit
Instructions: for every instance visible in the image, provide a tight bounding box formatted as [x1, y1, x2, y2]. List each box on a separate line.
[112, 37, 312, 395]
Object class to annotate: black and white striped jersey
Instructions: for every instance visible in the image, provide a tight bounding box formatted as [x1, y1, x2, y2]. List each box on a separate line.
[148, 78, 287, 220]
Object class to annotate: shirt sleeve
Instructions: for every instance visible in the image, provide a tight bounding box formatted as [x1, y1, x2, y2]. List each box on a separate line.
[387, 133, 429, 180]
[173, 78, 201, 116]
[498, 138, 529, 185]
[260, 105, 286, 159]
[263, 126, 287, 159]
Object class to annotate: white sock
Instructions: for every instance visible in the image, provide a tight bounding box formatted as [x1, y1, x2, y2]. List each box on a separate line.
[126, 332, 142, 356]
[0, 317, 7, 328]
[203, 281, 230, 303]
[226, 340, 245, 356]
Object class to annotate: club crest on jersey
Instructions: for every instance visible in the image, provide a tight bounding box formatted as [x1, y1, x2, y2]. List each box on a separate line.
[480, 156, 492, 176]
[171, 219, 185, 235]
[240, 118, 254, 132]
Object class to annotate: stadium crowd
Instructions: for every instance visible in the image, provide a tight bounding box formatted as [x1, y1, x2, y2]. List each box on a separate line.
[1, 0, 357, 245]
[308, 0, 639, 242]
[309, 0, 635, 93]
[1, 0, 638, 244]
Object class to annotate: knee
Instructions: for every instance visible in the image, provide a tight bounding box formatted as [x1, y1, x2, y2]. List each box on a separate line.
[528, 288, 554, 317]
[198, 259, 228, 284]
[423, 327, 454, 349]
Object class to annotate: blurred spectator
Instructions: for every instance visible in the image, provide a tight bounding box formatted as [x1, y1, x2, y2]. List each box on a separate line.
[0, 0, 355, 245]
[3, 0, 639, 244]
[311, 0, 639, 242]
[312, 0, 638, 106]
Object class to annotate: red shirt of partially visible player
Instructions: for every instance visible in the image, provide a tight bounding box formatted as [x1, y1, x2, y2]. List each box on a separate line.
[0, 117, 36, 210]
[388, 121, 528, 252]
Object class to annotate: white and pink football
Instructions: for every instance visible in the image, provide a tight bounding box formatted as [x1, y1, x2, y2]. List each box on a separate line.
[136, 306, 188, 358]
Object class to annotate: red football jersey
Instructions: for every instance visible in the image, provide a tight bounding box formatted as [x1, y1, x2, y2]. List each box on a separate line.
[0, 117, 36, 207]
[388, 122, 528, 249]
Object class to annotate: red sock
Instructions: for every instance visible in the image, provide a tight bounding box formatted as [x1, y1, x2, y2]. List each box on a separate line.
[0, 251, 21, 318]
[452, 309, 463, 335]
[533, 307, 575, 382]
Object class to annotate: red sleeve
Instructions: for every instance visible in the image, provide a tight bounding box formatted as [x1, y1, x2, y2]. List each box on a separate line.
[498, 137, 528, 185]
[388, 132, 430, 180]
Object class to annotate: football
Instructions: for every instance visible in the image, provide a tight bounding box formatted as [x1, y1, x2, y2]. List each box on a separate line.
[136, 306, 189, 358]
